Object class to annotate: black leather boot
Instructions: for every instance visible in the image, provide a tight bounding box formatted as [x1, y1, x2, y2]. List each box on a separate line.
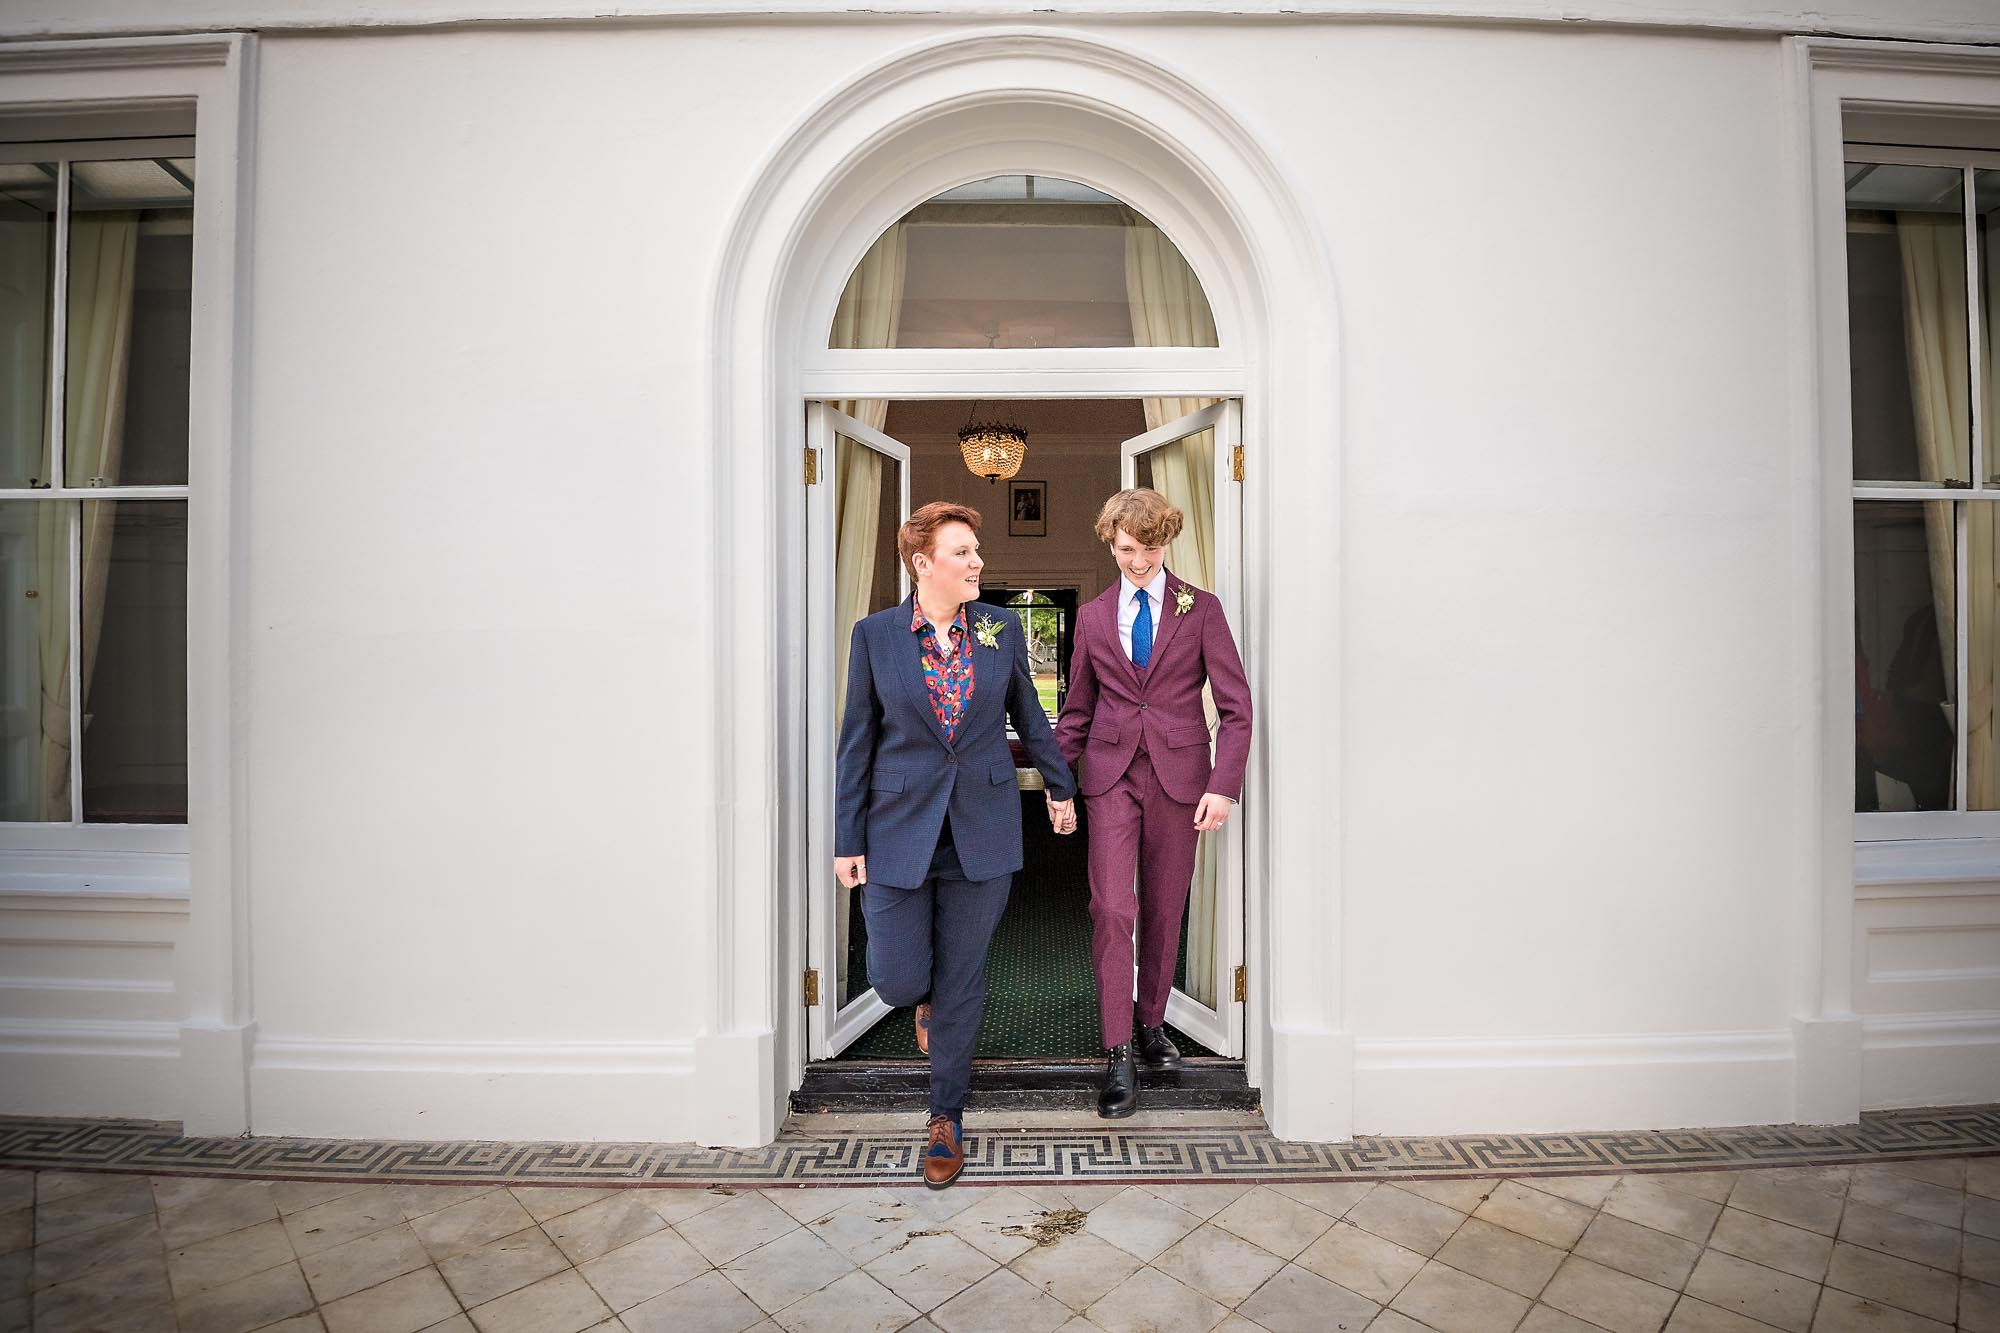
[1136, 1024, 1183, 1072]
[1097, 1043, 1138, 1118]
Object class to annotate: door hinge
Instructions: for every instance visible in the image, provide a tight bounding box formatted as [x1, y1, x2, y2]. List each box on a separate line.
[1231, 444, 1245, 482]
[1233, 965, 1247, 1003]
[804, 447, 820, 486]
[803, 969, 821, 1007]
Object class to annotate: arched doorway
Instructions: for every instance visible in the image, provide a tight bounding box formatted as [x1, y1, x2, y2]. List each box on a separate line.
[696, 29, 1347, 1148]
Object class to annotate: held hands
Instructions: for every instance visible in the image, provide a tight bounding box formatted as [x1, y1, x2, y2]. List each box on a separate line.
[834, 856, 867, 888]
[1046, 797, 1077, 836]
[1193, 793, 1235, 832]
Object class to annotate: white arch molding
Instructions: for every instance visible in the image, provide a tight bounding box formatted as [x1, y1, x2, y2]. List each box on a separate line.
[694, 29, 1352, 1147]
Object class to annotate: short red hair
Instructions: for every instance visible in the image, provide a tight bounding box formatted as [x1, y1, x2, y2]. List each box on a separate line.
[899, 501, 982, 579]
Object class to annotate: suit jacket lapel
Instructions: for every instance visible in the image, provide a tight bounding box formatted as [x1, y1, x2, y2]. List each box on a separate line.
[1097, 583, 1144, 690]
[959, 606, 1008, 738]
[894, 601, 956, 749]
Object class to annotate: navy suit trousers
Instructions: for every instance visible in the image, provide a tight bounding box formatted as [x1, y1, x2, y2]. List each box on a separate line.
[861, 822, 1012, 1118]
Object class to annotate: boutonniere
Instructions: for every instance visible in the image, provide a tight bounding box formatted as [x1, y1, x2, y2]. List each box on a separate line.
[1172, 586, 1196, 618]
[972, 613, 1005, 650]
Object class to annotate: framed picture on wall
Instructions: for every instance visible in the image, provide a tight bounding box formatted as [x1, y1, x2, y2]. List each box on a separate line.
[1008, 480, 1047, 537]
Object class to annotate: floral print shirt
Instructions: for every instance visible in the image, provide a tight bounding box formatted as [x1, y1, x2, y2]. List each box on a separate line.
[911, 599, 974, 743]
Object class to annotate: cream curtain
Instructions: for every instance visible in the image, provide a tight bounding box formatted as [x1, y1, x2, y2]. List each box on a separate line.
[1897, 212, 1981, 803]
[827, 223, 904, 1004]
[1981, 207, 2000, 808]
[1125, 215, 1225, 1008]
[34, 212, 138, 821]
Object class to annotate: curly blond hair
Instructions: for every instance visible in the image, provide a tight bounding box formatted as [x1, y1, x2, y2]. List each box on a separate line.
[1093, 488, 1183, 547]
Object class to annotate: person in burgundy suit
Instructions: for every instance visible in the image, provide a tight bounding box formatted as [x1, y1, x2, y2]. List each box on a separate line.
[1054, 488, 1252, 1117]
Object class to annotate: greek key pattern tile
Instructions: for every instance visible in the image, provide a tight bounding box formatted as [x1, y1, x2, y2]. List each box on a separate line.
[2, 1106, 1995, 1189]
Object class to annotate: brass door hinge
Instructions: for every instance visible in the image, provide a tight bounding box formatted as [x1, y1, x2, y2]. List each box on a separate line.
[804, 447, 820, 485]
[1231, 445, 1245, 482]
[803, 969, 821, 1006]
[1233, 965, 1248, 1003]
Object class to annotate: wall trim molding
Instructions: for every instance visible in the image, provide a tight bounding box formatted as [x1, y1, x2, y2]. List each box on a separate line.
[253, 1036, 696, 1075]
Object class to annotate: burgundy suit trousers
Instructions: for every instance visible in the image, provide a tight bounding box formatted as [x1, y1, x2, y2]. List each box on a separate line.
[1086, 749, 1199, 1049]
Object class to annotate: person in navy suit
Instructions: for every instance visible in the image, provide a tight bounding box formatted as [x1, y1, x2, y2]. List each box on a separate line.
[835, 501, 1077, 1188]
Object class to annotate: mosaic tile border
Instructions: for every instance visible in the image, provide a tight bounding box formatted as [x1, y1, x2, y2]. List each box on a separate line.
[2, 1106, 1995, 1189]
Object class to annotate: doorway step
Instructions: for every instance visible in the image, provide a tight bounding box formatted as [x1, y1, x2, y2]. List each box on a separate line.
[791, 1058, 1258, 1113]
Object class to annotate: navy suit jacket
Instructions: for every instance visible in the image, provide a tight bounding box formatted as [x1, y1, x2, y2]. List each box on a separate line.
[836, 599, 1077, 889]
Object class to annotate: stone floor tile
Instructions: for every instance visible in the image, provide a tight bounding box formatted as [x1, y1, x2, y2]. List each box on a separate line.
[1141, 1183, 1255, 1220]
[641, 1186, 737, 1227]
[620, 1269, 765, 1333]
[421, 1319, 475, 1333]
[36, 1171, 123, 1205]
[437, 1225, 570, 1308]
[1836, 1200, 1959, 1273]
[319, 1267, 461, 1333]
[0, 1296, 27, 1333]
[861, 1229, 995, 1312]
[1004, 1230, 1136, 1311]
[1683, 1250, 1820, 1333]
[722, 1226, 857, 1313]
[153, 1177, 239, 1215]
[1969, 1192, 2000, 1241]
[164, 1217, 292, 1298]
[1847, 1169, 1964, 1230]
[1296, 1218, 1428, 1303]
[0, 1251, 22, 1304]
[1519, 1305, 1613, 1333]
[1207, 1318, 1268, 1333]
[1370, 1311, 1444, 1333]
[1084, 1267, 1228, 1333]
[1522, 1175, 1620, 1210]
[1969, 1157, 2000, 1201]
[300, 1221, 432, 1304]
[411, 1189, 539, 1264]
[803, 1195, 921, 1266]
[774, 1268, 922, 1333]
[1434, 1215, 1565, 1299]
[1807, 1289, 1950, 1333]
[1471, 1181, 1595, 1250]
[543, 1193, 667, 1265]
[1574, 1212, 1703, 1290]
[35, 1213, 164, 1289]
[282, 1186, 407, 1259]
[1707, 1208, 1833, 1282]
[1763, 1167, 1854, 1196]
[577, 1227, 711, 1312]
[261, 1315, 327, 1332]
[1265, 1180, 1376, 1219]
[1346, 1185, 1469, 1257]
[1968, 1232, 2000, 1285]
[932, 1267, 1075, 1333]
[1963, 1276, 2000, 1333]
[1154, 1222, 1287, 1306]
[392, 1185, 499, 1222]
[1084, 1186, 1204, 1262]
[1662, 1296, 1786, 1332]
[1727, 1174, 1846, 1237]
[1207, 1186, 1335, 1260]
[1877, 1158, 1965, 1191]
[944, 1188, 1062, 1264]
[1397, 1180, 1497, 1214]
[1387, 1260, 1529, 1333]
[678, 1192, 802, 1267]
[159, 1182, 284, 1251]
[0, 1207, 26, 1256]
[764, 1188, 882, 1224]
[1042, 1184, 1127, 1213]
[467, 1269, 612, 1333]
[872, 1185, 983, 1226]
[1235, 1262, 1378, 1333]
[1602, 1178, 1725, 1245]
[32, 1253, 173, 1333]
[1822, 1239, 1957, 1322]
[1659, 1173, 1740, 1205]
[0, 1175, 29, 1215]
[174, 1259, 314, 1333]
[39, 1175, 158, 1245]
[1538, 1254, 1677, 1333]
[269, 1180, 369, 1217]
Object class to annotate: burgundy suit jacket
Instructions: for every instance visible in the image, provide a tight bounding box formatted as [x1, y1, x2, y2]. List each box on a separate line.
[1054, 572, 1252, 806]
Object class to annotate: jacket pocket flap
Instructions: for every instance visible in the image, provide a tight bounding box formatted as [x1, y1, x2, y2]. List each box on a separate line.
[1167, 725, 1210, 749]
[990, 762, 1018, 786]
[1088, 724, 1122, 746]
[871, 771, 905, 793]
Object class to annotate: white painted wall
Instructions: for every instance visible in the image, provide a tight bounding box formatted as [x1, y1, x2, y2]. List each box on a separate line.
[4, 15, 1996, 1140]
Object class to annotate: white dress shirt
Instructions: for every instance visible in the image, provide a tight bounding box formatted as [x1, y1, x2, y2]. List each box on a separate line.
[1116, 568, 1170, 663]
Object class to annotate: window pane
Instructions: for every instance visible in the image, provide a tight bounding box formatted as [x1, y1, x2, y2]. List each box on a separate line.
[1856, 500, 1956, 811]
[0, 500, 70, 821]
[0, 162, 55, 489]
[1980, 169, 1999, 483]
[830, 176, 1218, 350]
[65, 158, 194, 488]
[1969, 501, 2000, 810]
[1846, 162, 1969, 486]
[79, 499, 185, 822]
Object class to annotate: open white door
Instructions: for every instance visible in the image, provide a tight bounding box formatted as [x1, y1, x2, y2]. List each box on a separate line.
[1120, 399, 1245, 1057]
[806, 403, 912, 1058]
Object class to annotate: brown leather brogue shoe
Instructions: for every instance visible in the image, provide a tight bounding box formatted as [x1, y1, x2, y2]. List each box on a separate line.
[914, 1003, 932, 1055]
[921, 1113, 964, 1189]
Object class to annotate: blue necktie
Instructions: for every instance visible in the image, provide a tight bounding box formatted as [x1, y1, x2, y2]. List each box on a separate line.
[1132, 588, 1153, 668]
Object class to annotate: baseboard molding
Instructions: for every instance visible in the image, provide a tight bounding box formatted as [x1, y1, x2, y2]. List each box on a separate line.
[1861, 1012, 2000, 1111]
[1353, 1029, 1795, 1135]
[250, 1036, 697, 1141]
[0, 1018, 181, 1120]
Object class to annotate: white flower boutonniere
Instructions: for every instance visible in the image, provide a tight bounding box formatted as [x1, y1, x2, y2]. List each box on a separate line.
[972, 613, 1005, 650]
[1172, 586, 1196, 618]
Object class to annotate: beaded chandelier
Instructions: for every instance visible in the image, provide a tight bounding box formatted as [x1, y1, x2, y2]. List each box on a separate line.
[958, 415, 1029, 482]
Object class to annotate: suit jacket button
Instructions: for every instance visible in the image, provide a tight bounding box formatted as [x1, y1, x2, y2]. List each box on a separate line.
[948, 753, 956, 762]
[1139, 703, 1148, 711]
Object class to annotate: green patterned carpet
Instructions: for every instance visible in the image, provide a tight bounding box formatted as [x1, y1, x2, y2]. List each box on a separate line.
[843, 800, 1215, 1060]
